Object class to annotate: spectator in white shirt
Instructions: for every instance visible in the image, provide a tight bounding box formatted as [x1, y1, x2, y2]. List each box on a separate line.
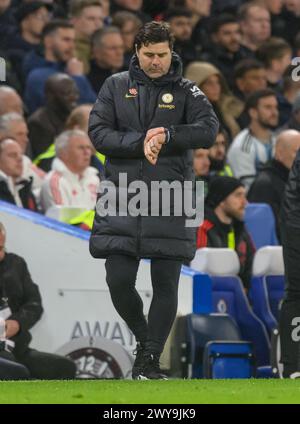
[40, 129, 100, 212]
[228, 89, 279, 190]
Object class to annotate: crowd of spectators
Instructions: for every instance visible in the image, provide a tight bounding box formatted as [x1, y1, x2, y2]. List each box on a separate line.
[1, 0, 300, 291]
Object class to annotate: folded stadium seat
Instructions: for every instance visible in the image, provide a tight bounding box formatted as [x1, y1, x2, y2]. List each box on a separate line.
[203, 341, 254, 379]
[250, 246, 285, 324]
[191, 248, 271, 366]
[244, 203, 279, 249]
[174, 313, 249, 378]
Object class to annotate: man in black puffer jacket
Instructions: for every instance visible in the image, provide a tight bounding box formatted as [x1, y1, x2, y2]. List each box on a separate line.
[88, 21, 219, 379]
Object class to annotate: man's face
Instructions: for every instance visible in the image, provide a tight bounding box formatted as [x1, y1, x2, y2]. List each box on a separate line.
[185, 0, 212, 17]
[169, 16, 192, 42]
[276, 136, 300, 169]
[0, 232, 5, 262]
[121, 20, 140, 52]
[242, 6, 271, 44]
[236, 68, 267, 96]
[7, 120, 29, 153]
[209, 133, 227, 161]
[0, 91, 23, 115]
[46, 28, 76, 62]
[22, 6, 50, 38]
[265, 0, 283, 14]
[193, 148, 210, 177]
[116, 0, 142, 11]
[137, 42, 172, 79]
[0, 140, 23, 179]
[213, 22, 241, 53]
[52, 78, 79, 112]
[61, 135, 92, 174]
[72, 6, 104, 38]
[221, 186, 247, 221]
[285, 0, 300, 15]
[200, 74, 221, 103]
[0, 0, 10, 14]
[252, 96, 279, 129]
[94, 33, 124, 69]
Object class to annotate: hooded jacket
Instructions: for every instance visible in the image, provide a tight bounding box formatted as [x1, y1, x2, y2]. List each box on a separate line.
[88, 53, 219, 261]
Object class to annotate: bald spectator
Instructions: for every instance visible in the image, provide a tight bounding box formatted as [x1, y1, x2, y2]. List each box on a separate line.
[0, 139, 38, 211]
[0, 86, 23, 116]
[23, 19, 96, 114]
[69, 0, 104, 74]
[248, 130, 300, 238]
[238, 2, 271, 55]
[28, 73, 79, 159]
[0, 113, 45, 201]
[40, 130, 100, 212]
[65, 104, 92, 132]
[88, 27, 125, 94]
[112, 11, 142, 69]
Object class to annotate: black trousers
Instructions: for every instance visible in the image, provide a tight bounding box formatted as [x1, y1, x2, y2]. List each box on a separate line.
[279, 224, 300, 377]
[0, 357, 30, 380]
[105, 255, 183, 355]
[0, 349, 76, 380]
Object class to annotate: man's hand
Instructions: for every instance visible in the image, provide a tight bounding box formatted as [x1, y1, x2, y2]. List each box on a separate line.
[5, 320, 20, 338]
[144, 127, 165, 145]
[66, 58, 84, 76]
[144, 132, 166, 165]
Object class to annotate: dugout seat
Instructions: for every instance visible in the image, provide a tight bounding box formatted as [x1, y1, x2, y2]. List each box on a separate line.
[244, 203, 279, 249]
[250, 246, 285, 324]
[191, 248, 271, 366]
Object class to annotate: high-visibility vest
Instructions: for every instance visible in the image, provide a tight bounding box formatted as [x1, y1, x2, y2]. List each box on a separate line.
[227, 229, 235, 250]
[218, 164, 234, 177]
[34, 144, 106, 167]
[69, 210, 95, 230]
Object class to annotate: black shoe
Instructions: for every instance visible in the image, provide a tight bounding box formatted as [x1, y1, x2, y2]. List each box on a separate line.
[137, 353, 168, 380]
[132, 342, 146, 380]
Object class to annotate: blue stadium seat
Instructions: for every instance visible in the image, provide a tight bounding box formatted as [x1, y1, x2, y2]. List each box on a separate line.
[250, 246, 285, 325]
[185, 313, 243, 378]
[191, 248, 271, 366]
[203, 341, 254, 379]
[245, 203, 279, 249]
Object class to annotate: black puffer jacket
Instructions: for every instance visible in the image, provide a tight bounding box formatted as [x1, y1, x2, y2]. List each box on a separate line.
[281, 149, 300, 228]
[88, 54, 219, 261]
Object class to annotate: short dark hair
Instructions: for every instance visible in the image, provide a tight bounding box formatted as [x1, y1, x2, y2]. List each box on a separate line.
[134, 21, 174, 51]
[91, 26, 121, 49]
[164, 8, 192, 21]
[42, 19, 74, 40]
[234, 58, 265, 80]
[210, 13, 238, 34]
[245, 88, 277, 113]
[256, 37, 292, 68]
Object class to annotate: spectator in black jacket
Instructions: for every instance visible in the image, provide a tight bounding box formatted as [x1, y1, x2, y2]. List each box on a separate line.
[201, 14, 247, 89]
[197, 176, 255, 290]
[248, 129, 300, 239]
[0, 222, 76, 379]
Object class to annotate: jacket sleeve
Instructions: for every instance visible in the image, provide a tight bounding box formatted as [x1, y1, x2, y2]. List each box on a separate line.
[9, 257, 43, 331]
[168, 83, 219, 150]
[88, 77, 145, 158]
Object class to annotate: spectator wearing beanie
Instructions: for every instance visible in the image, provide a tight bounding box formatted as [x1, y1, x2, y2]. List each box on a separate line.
[196, 176, 255, 290]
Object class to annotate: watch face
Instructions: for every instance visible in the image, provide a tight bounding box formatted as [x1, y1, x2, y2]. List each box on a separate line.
[56, 336, 133, 379]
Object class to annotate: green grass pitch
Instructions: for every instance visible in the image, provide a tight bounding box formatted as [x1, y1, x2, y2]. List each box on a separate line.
[0, 380, 300, 404]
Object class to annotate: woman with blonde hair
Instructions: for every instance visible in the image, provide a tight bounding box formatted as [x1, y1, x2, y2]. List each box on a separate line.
[185, 61, 243, 139]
